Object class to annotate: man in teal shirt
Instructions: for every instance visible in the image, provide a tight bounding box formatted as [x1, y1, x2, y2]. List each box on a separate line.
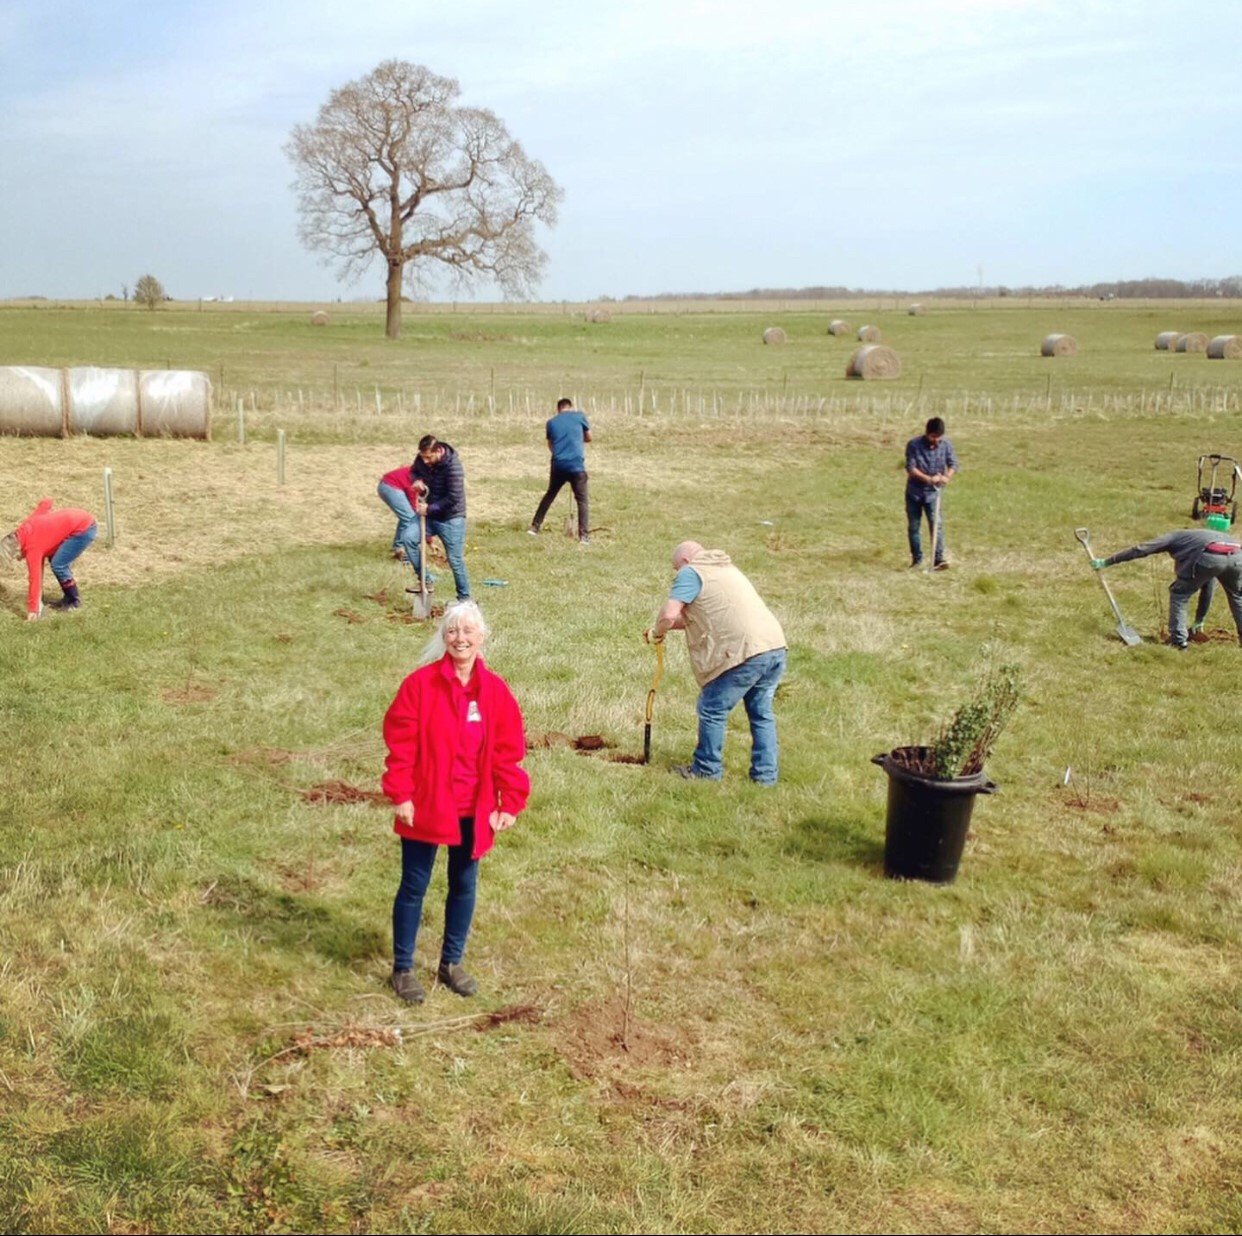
[528, 398, 591, 543]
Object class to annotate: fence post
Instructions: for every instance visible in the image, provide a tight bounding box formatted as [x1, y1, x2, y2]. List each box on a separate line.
[103, 468, 116, 547]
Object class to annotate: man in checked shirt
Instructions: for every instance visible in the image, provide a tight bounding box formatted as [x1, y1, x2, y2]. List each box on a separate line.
[904, 416, 958, 569]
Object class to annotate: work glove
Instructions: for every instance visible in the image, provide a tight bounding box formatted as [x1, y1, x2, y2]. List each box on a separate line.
[1091, 558, 1106, 570]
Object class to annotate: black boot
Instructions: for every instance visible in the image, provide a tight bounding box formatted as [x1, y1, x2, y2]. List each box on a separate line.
[52, 581, 81, 610]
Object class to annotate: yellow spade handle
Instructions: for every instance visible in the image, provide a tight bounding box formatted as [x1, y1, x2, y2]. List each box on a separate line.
[644, 639, 665, 723]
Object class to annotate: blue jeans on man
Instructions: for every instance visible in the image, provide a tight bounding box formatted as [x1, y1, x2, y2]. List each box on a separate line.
[381, 489, 470, 599]
[905, 490, 945, 565]
[691, 647, 786, 783]
[393, 820, 479, 971]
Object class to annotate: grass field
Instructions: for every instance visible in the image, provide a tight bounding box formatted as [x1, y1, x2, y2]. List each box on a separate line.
[0, 301, 1239, 1233]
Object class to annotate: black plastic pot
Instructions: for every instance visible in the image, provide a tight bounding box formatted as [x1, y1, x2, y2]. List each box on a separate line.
[871, 746, 997, 884]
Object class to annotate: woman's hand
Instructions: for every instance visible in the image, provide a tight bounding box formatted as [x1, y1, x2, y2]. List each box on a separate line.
[489, 810, 517, 832]
[394, 801, 414, 826]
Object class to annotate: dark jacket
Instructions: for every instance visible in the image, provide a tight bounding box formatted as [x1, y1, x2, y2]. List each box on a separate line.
[412, 443, 466, 521]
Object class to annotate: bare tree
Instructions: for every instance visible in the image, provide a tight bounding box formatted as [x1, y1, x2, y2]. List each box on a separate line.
[286, 60, 562, 340]
[134, 274, 165, 310]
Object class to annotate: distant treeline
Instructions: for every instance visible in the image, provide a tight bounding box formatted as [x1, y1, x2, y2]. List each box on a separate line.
[620, 277, 1242, 302]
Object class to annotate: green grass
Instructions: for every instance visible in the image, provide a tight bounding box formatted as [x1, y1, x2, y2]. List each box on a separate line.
[0, 300, 1239, 1232]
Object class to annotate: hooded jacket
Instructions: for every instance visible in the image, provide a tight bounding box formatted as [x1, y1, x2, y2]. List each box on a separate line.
[382, 654, 529, 859]
[15, 499, 96, 615]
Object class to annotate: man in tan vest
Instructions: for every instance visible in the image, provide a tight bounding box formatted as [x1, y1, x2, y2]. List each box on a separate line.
[646, 540, 787, 783]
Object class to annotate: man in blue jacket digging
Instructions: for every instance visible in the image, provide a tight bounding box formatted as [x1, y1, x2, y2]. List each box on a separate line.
[412, 435, 471, 601]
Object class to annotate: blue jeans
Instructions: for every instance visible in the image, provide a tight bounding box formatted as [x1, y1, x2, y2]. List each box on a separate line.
[393, 820, 479, 971]
[1168, 554, 1242, 647]
[905, 491, 945, 564]
[692, 648, 787, 783]
[50, 522, 97, 585]
[377, 482, 419, 558]
[407, 515, 470, 600]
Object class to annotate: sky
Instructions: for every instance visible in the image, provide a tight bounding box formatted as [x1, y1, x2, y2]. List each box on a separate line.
[1, 0, 1239, 303]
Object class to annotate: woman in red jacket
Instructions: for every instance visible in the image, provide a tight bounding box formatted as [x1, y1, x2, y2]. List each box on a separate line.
[1, 499, 98, 620]
[381, 600, 530, 1004]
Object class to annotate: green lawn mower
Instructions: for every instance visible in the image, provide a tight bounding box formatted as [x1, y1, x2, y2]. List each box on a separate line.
[1190, 453, 1241, 525]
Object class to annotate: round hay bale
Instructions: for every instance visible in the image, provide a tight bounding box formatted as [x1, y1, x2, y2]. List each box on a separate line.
[1176, 332, 1208, 353]
[827, 319, 850, 336]
[0, 366, 64, 436]
[846, 345, 901, 380]
[586, 308, 612, 324]
[1041, 334, 1077, 357]
[1154, 331, 1180, 350]
[0, 365, 210, 439]
[857, 324, 882, 342]
[139, 370, 212, 439]
[908, 304, 924, 316]
[310, 310, 329, 326]
[762, 327, 787, 345]
[1207, 334, 1242, 359]
[68, 366, 138, 435]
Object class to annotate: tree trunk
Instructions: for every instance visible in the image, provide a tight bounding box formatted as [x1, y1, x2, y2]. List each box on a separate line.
[385, 260, 404, 340]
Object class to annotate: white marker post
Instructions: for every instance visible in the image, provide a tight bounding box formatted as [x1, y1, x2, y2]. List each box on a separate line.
[277, 429, 286, 485]
[103, 467, 116, 547]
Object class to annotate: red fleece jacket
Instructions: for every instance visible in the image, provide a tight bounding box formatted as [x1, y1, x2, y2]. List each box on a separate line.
[15, 499, 96, 614]
[381, 655, 530, 859]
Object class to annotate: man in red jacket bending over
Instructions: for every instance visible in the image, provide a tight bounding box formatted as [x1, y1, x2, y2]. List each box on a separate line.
[1, 499, 98, 621]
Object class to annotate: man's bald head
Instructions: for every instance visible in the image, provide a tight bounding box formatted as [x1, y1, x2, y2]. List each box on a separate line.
[672, 540, 703, 570]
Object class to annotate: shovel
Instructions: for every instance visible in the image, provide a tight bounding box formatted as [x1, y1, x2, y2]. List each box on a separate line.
[925, 487, 943, 575]
[642, 639, 666, 764]
[1074, 527, 1141, 646]
[408, 512, 433, 620]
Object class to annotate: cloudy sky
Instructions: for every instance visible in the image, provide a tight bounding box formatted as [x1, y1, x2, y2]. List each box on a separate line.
[1, 0, 1237, 302]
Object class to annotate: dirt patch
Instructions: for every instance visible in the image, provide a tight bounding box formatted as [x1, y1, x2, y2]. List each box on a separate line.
[1161, 625, 1237, 645]
[1057, 787, 1121, 814]
[1190, 628, 1238, 644]
[573, 735, 612, 752]
[557, 993, 693, 1081]
[300, 780, 388, 807]
[333, 607, 367, 624]
[476, 1003, 543, 1032]
[161, 683, 217, 704]
[608, 753, 646, 765]
[527, 733, 626, 756]
[527, 731, 573, 749]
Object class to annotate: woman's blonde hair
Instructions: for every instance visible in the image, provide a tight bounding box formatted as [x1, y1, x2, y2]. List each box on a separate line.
[417, 599, 490, 665]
